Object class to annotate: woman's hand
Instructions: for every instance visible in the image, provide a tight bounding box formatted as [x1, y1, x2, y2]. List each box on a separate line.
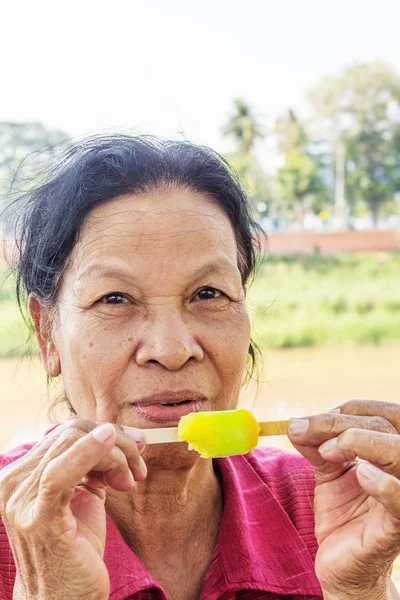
[288, 400, 400, 600]
[0, 419, 147, 600]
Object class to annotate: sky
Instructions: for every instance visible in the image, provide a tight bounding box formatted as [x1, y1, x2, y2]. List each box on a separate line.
[1, 0, 400, 155]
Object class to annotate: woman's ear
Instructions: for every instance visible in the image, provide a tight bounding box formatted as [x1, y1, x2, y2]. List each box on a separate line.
[28, 293, 61, 378]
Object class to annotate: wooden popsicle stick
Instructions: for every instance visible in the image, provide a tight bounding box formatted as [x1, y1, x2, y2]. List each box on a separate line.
[123, 418, 295, 445]
[258, 419, 291, 436]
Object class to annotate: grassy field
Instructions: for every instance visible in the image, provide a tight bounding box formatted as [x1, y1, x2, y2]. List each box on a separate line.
[2, 253, 400, 358]
[247, 252, 400, 349]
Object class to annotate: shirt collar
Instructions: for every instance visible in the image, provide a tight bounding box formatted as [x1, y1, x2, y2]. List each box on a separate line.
[104, 452, 322, 599]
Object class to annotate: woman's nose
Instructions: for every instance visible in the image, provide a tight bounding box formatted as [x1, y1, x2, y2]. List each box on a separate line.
[134, 315, 204, 371]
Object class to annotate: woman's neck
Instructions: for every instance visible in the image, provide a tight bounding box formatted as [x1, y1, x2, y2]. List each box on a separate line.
[105, 457, 223, 560]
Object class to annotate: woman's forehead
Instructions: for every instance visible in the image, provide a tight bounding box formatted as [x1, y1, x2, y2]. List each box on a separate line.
[69, 188, 238, 275]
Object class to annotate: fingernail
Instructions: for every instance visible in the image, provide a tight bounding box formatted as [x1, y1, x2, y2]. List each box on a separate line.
[288, 419, 309, 435]
[92, 423, 115, 443]
[319, 437, 337, 454]
[329, 408, 341, 414]
[357, 462, 381, 482]
[139, 457, 147, 478]
[127, 470, 135, 487]
[132, 457, 147, 480]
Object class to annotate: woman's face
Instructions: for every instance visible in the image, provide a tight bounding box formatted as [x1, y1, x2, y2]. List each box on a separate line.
[36, 187, 251, 466]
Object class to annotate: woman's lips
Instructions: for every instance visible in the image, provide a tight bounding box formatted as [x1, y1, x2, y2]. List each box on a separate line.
[130, 389, 208, 424]
[131, 399, 204, 423]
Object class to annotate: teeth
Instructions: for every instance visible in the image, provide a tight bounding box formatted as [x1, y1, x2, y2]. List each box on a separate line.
[160, 401, 190, 407]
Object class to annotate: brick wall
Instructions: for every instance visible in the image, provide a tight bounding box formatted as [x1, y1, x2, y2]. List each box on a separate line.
[264, 229, 400, 255]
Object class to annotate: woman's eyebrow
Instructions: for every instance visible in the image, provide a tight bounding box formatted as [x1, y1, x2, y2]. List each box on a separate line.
[190, 259, 240, 282]
[76, 264, 136, 283]
[77, 259, 239, 283]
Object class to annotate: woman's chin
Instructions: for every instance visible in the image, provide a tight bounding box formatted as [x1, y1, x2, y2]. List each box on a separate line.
[142, 441, 204, 470]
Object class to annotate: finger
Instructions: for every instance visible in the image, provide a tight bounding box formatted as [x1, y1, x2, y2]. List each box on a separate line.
[0, 418, 84, 485]
[318, 429, 400, 476]
[36, 423, 118, 512]
[288, 412, 397, 447]
[289, 439, 353, 484]
[11, 420, 146, 490]
[334, 400, 400, 433]
[356, 461, 400, 525]
[105, 424, 147, 481]
[42, 425, 146, 490]
[59, 421, 146, 481]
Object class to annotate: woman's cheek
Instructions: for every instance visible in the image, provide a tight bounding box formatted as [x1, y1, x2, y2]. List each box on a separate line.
[202, 304, 251, 372]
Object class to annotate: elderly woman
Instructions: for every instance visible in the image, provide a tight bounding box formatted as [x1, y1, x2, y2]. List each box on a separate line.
[0, 136, 400, 600]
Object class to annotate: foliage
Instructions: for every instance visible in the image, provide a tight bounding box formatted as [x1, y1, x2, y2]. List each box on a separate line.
[222, 99, 269, 219]
[0, 121, 69, 231]
[222, 99, 264, 156]
[309, 62, 400, 224]
[277, 149, 322, 211]
[275, 109, 307, 154]
[275, 110, 325, 223]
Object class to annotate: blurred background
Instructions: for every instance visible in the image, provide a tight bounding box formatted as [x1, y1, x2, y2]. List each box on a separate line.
[1, 1, 399, 457]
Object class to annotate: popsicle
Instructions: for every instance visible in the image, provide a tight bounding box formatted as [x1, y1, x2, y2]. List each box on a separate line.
[124, 409, 292, 458]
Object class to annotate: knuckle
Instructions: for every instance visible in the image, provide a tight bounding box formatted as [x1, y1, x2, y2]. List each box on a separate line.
[57, 427, 84, 447]
[338, 427, 359, 446]
[371, 416, 397, 434]
[41, 459, 61, 486]
[377, 474, 399, 499]
[61, 418, 97, 434]
[98, 446, 127, 471]
[316, 413, 337, 435]
[62, 418, 90, 432]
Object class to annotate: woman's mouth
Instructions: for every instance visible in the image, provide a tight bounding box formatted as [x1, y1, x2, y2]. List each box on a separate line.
[130, 390, 207, 424]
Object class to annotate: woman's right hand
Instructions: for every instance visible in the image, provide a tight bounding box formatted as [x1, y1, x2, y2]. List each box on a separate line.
[0, 419, 147, 600]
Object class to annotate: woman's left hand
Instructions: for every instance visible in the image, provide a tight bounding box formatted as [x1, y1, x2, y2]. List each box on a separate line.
[288, 400, 400, 599]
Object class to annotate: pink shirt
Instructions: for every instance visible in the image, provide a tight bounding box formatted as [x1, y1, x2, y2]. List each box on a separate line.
[0, 437, 322, 600]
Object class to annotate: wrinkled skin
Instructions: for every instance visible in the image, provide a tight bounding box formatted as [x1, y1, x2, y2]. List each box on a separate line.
[288, 400, 400, 599]
[0, 187, 251, 600]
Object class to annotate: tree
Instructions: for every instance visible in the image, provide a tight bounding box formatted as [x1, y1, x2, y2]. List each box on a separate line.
[275, 110, 324, 226]
[0, 121, 68, 178]
[222, 99, 264, 158]
[275, 109, 307, 154]
[222, 99, 268, 219]
[309, 62, 400, 226]
[277, 148, 323, 225]
[0, 121, 69, 232]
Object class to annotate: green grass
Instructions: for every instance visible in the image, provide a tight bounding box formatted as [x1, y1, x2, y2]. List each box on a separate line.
[1, 252, 400, 357]
[247, 252, 400, 350]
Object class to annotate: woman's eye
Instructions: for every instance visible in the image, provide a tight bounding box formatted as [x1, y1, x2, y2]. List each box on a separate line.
[100, 293, 129, 304]
[196, 287, 223, 300]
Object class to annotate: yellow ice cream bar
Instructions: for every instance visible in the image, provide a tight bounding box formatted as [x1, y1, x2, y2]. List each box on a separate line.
[178, 409, 259, 458]
[133, 409, 292, 458]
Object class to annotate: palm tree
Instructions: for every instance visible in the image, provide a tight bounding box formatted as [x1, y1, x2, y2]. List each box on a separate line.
[274, 109, 307, 154]
[222, 99, 264, 157]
